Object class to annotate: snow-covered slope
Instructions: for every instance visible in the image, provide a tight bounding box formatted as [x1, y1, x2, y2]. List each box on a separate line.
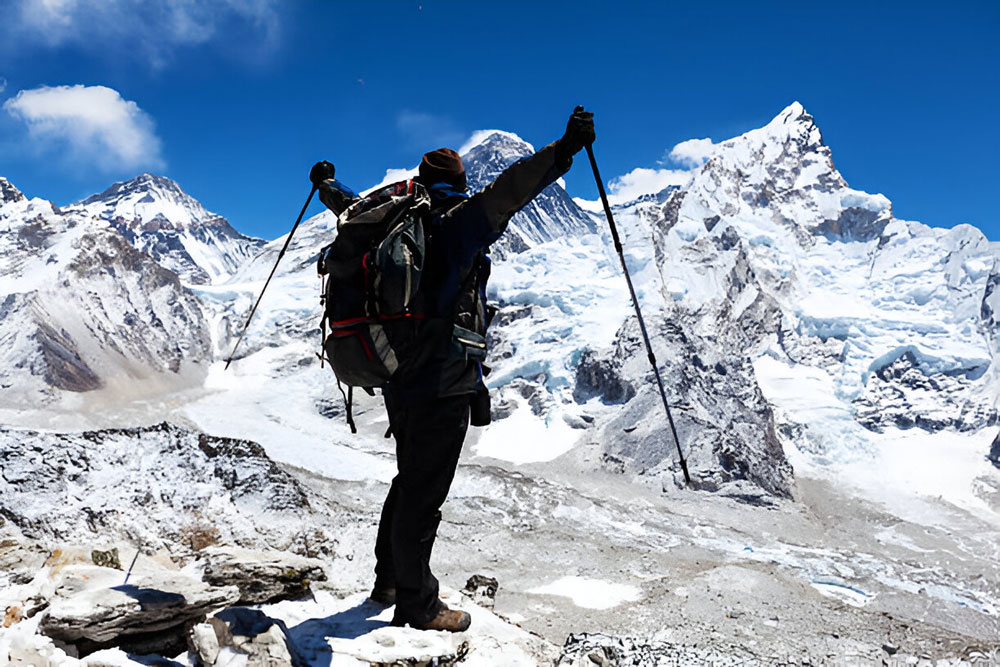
[0, 182, 212, 409]
[0, 422, 316, 551]
[66, 173, 265, 285]
[633, 102, 999, 510]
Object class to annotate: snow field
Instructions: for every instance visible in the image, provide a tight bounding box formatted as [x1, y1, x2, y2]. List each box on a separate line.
[526, 576, 642, 610]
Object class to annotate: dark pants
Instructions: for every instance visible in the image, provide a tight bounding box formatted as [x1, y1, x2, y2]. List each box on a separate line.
[374, 391, 471, 624]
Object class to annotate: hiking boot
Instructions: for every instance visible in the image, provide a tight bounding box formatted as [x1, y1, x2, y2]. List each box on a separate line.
[395, 606, 471, 632]
[368, 584, 396, 606]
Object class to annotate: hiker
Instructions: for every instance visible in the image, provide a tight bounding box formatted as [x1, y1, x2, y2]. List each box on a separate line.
[309, 107, 595, 632]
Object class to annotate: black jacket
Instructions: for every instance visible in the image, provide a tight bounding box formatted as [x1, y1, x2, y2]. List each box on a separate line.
[320, 141, 571, 401]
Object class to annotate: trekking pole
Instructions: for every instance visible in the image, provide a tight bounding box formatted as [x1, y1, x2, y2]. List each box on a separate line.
[583, 140, 691, 486]
[225, 185, 317, 369]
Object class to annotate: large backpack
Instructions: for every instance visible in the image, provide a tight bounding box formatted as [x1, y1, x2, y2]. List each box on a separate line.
[317, 180, 431, 429]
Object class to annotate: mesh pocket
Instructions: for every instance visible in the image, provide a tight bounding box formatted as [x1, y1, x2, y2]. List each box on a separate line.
[325, 328, 393, 387]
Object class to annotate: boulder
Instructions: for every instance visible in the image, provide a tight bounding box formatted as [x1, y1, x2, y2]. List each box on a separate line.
[462, 574, 499, 610]
[38, 565, 239, 656]
[199, 546, 327, 605]
[190, 608, 304, 667]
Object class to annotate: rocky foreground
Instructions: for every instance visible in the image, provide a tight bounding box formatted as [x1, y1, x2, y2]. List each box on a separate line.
[3, 422, 999, 666]
[0, 537, 554, 665]
[0, 423, 553, 665]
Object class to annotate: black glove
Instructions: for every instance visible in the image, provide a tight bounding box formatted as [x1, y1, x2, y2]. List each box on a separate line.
[309, 160, 336, 185]
[558, 106, 595, 158]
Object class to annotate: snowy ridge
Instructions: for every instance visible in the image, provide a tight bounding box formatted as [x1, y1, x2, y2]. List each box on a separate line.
[0, 177, 25, 204]
[0, 422, 318, 551]
[66, 173, 265, 285]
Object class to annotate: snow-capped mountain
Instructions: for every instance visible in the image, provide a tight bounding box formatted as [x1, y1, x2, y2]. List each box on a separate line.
[653, 102, 997, 435]
[612, 102, 1000, 502]
[0, 183, 212, 411]
[3, 103, 998, 502]
[4, 105, 1000, 665]
[66, 173, 265, 285]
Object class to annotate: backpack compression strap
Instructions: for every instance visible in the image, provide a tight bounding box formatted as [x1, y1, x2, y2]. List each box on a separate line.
[336, 381, 357, 434]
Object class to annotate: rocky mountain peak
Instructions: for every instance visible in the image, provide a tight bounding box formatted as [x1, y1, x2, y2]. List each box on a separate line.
[714, 101, 829, 169]
[65, 173, 264, 285]
[455, 129, 594, 258]
[769, 101, 811, 128]
[461, 131, 536, 191]
[76, 172, 214, 230]
[1, 176, 26, 205]
[461, 130, 534, 160]
[85, 171, 180, 197]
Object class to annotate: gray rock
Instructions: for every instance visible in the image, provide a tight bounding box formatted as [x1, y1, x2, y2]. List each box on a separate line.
[38, 565, 239, 656]
[462, 574, 499, 610]
[558, 633, 762, 666]
[199, 546, 327, 605]
[0, 531, 47, 589]
[573, 347, 636, 404]
[91, 548, 121, 570]
[191, 608, 304, 667]
[852, 351, 997, 433]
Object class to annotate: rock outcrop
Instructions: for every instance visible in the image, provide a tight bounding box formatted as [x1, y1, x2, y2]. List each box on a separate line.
[0, 423, 325, 554]
[200, 546, 327, 605]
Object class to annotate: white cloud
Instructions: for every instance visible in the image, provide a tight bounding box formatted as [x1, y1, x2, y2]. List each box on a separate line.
[5, 0, 280, 67]
[605, 167, 691, 205]
[666, 137, 717, 168]
[396, 110, 465, 151]
[4, 84, 165, 173]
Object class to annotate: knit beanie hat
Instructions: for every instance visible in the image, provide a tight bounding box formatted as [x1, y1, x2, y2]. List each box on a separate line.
[417, 148, 467, 191]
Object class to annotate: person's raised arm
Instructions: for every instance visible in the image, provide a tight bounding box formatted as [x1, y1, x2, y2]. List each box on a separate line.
[310, 160, 359, 215]
[440, 107, 596, 260]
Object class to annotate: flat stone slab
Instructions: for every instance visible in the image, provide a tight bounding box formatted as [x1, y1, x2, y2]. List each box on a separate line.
[39, 565, 239, 646]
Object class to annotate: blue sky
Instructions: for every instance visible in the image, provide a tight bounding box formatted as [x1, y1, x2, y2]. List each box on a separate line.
[1, 1, 997, 240]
